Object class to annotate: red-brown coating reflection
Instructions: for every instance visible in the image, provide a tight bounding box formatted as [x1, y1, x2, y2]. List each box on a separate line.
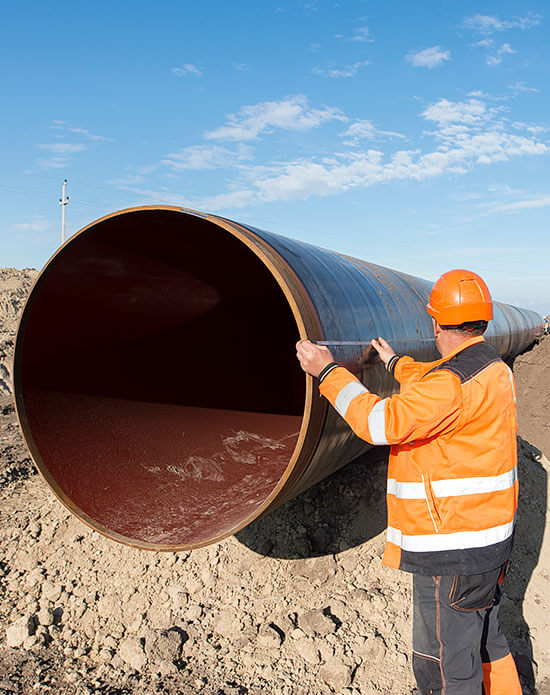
[25, 390, 300, 545]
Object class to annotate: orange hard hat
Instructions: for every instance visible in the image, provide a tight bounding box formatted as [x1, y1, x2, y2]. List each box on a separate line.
[426, 269, 493, 325]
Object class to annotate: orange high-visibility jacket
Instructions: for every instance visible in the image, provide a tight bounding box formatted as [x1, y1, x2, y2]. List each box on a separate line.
[319, 336, 518, 575]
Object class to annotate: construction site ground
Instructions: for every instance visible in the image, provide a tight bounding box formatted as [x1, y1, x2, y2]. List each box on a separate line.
[1, 268, 549, 695]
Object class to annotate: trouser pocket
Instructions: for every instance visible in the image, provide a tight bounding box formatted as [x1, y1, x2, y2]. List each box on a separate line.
[449, 566, 502, 611]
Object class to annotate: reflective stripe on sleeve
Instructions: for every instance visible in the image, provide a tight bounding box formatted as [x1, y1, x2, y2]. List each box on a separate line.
[387, 466, 518, 499]
[334, 381, 369, 419]
[387, 519, 515, 552]
[368, 398, 389, 445]
[507, 366, 517, 404]
[387, 479, 425, 499]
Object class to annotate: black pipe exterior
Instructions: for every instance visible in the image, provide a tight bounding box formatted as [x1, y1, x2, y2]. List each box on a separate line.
[13, 207, 543, 550]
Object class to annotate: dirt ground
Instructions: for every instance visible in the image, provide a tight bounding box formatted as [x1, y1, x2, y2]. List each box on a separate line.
[0, 268, 549, 695]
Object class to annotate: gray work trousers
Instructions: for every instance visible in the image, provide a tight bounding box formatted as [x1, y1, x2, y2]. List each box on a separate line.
[412, 567, 511, 694]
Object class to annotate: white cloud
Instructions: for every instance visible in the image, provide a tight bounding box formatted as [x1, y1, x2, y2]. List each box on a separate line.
[107, 180, 256, 212]
[510, 121, 547, 135]
[341, 120, 376, 140]
[499, 42, 515, 55]
[236, 125, 546, 205]
[204, 95, 346, 141]
[486, 43, 516, 67]
[422, 99, 488, 125]
[472, 35, 518, 68]
[485, 194, 550, 215]
[172, 64, 203, 77]
[161, 144, 253, 171]
[36, 142, 87, 170]
[467, 90, 491, 98]
[37, 143, 87, 153]
[48, 120, 111, 141]
[462, 14, 541, 33]
[66, 127, 112, 142]
[37, 121, 111, 169]
[406, 46, 451, 69]
[473, 39, 494, 48]
[233, 63, 250, 72]
[302, 1, 319, 12]
[351, 26, 372, 42]
[201, 97, 547, 208]
[313, 61, 370, 78]
[13, 216, 53, 234]
[201, 189, 257, 210]
[37, 157, 67, 170]
[340, 120, 405, 145]
[111, 95, 548, 213]
[335, 25, 373, 42]
[251, 157, 366, 202]
[508, 82, 539, 94]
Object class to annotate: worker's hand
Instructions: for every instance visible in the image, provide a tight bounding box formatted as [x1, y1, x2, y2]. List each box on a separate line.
[296, 340, 334, 377]
[370, 337, 396, 366]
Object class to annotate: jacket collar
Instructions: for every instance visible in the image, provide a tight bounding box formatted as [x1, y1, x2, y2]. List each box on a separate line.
[441, 335, 485, 361]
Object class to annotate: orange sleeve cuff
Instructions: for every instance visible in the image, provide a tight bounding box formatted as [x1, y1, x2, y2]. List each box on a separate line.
[318, 366, 359, 402]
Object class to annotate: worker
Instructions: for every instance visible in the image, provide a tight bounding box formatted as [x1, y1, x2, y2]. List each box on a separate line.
[296, 269, 522, 695]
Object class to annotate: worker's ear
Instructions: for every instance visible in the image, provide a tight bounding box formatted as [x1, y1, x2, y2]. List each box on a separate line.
[432, 318, 441, 339]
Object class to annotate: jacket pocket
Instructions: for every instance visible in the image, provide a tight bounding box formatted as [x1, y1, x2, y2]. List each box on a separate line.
[449, 567, 502, 611]
[422, 474, 441, 533]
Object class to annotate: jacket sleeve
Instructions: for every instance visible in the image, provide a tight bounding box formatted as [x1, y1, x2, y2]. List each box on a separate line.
[319, 366, 462, 445]
[392, 355, 440, 387]
[393, 355, 423, 385]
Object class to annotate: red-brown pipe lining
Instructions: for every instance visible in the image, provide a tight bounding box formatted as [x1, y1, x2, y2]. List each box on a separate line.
[15, 209, 307, 549]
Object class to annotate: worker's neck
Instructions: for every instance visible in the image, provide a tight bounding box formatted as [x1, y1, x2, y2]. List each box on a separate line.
[437, 332, 473, 357]
[433, 320, 479, 358]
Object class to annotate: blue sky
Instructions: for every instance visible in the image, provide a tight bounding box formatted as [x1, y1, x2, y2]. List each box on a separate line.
[1, 0, 548, 314]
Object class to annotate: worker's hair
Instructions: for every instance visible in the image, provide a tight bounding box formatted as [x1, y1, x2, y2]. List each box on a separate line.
[440, 320, 488, 337]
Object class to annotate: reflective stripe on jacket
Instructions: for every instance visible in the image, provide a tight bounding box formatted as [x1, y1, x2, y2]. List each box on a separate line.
[319, 336, 518, 575]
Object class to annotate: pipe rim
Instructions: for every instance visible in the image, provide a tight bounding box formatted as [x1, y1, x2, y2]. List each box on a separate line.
[13, 205, 328, 550]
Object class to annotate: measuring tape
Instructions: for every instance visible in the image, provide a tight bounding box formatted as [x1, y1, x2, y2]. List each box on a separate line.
[314, 338, 433, 346]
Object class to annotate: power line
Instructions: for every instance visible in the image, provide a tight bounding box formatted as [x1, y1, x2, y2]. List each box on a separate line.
[0, 183, 130, 211]
[0, 180, 545, 276]
[0, 169, 120, 194]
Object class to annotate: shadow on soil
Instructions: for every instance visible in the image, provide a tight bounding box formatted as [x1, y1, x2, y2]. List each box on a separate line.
[236, 446, 389, 559]
[502, 437, 547, 694]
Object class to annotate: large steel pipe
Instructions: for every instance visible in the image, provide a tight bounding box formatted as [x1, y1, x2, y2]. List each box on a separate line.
[14, 207, 543, 550]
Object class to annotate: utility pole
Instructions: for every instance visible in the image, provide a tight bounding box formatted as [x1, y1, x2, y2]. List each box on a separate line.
[59, 179, 69, 243]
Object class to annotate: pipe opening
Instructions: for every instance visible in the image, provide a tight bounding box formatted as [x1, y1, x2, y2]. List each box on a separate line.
[16, 210, 306, 548]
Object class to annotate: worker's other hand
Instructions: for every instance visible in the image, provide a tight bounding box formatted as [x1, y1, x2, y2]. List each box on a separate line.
[296, 340, 334, 377]
[370, 337, 396, 366]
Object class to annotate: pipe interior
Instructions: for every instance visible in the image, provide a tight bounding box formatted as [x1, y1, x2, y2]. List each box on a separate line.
[18, 210, 305, 547]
